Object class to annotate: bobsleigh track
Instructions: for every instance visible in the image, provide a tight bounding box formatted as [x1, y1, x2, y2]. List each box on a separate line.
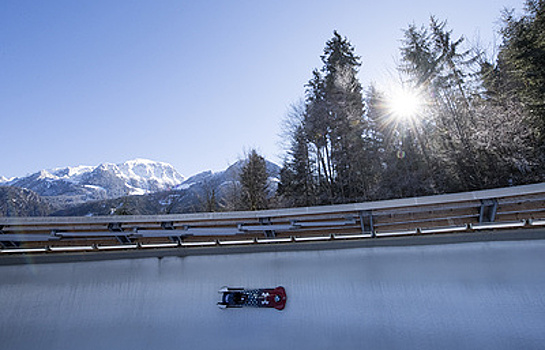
[1, 236, 545, 350]
[1, 183, 545, 349]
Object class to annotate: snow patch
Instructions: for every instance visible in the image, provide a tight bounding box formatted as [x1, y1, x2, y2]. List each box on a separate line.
[0, 176, 14, 183]
[36, 170, 58, 181]
[83, 184, 106, 192]
[177, 183, 193, 190]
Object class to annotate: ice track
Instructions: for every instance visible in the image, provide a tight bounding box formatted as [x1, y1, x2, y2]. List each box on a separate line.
[1, 239, 545, 350]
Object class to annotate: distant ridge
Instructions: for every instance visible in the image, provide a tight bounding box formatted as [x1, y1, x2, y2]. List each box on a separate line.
[0, 158, 281, 216]
[2, 159, 185, 208]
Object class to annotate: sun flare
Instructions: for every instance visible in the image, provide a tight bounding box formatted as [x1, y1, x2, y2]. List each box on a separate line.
[388, 87, 424, 121]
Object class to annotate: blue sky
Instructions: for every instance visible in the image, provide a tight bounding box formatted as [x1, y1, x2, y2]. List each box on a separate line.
[0, 0, 522, 179]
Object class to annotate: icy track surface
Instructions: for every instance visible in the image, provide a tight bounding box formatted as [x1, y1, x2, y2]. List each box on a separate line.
[2, 240, 545, 350]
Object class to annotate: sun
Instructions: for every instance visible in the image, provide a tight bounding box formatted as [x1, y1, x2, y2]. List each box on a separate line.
[387, 87, 424, 121]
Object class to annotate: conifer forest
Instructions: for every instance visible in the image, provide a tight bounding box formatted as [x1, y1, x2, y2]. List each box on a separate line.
[275, 0, 545, 207]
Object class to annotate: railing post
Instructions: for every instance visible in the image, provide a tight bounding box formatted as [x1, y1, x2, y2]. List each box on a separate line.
[359, 210, 375, 238]
[259, 217, 276, 238]
[479, 199, 498, 223]
[108, 222, 132, 244]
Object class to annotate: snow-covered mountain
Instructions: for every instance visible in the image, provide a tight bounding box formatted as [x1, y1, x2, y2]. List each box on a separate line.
[1, 158, 282, 216]
[53, 159, 282, 216]
[4, 159, 185, 207]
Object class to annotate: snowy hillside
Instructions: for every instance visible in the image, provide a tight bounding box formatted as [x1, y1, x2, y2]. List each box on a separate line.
[85, 159, 185, 196]
[3, 159, 185, 207]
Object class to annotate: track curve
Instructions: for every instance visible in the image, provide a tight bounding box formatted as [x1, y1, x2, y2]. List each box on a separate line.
[1, 239, 544, 349]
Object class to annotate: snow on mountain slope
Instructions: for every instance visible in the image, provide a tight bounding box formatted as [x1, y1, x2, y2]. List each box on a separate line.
[2, 158, 282, 214]
[48, 165, 96, 182]
[3, 159, 185, 205]
[116, 159, 185, 193]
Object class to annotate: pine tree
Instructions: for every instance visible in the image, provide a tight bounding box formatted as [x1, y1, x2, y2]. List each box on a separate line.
[240, 149, 269, 211]
[198, 179, 219, 212]
[278, 124, 316, 207]
[301, 31, 371, 203]
[399, 17, 491, 190]
[323, 31, 367, 201]
[278, 31, 381, 205]
[489, 0, 545, 178]
[498, 0, 545, 125]
[396, 14, 545, 190]
[305, 69, 335, 201]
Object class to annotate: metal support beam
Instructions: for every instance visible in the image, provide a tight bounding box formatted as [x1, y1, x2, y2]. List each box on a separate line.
[107, 222, 132, 244]
[160, 222, 181, 242]
[0, 241, 19, 248]
[161, 221, 175, 230]
[479, 199, 498, 223]
[108, 223, 123, 232]
[359, 210, 375, 237]
[259, 217, 276, 238]
[290, 218, 355, 228]
[115, 235, 132, 244]
[167, 235, 183, 244]
[0, 225, 10, 248]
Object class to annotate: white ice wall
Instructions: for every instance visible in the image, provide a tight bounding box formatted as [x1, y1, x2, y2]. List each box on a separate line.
[1, 240, 545, 350]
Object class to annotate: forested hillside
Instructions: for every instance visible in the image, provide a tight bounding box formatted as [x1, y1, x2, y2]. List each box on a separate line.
[0, 187, 51, 217]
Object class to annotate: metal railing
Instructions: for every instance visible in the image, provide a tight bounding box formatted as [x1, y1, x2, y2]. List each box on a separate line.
[1, 183, 544, 255]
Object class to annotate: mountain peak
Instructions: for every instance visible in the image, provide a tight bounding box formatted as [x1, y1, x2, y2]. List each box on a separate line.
[36, 169, 56, 180]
